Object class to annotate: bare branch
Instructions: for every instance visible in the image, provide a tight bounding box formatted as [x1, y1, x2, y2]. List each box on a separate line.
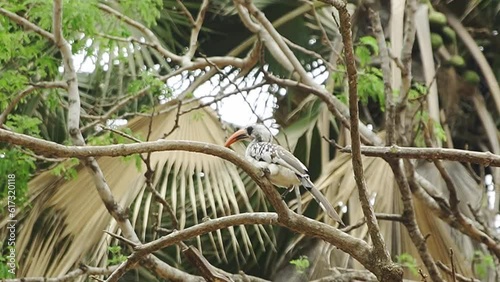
[397, 0, 417, 108]
[339, 145, 500, 167]
[264, 73, 376, 145]
[405, 160, 500, 259]
[182, 244, 232, 282]
[185, 0, 209, 60]
[3, 264, 119, 282]
[106, 212, 370, 281]
[175, 0, 195, 25]
[317, 1, 397, 277]
[386, 159, 444, 282]
[282, 37, 339, 72]
[1, 129, 384, 279]
[436, 261, 480, 282]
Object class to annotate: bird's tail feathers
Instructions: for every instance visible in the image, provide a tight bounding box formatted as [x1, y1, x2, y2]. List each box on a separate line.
[301, 177, 344, 225]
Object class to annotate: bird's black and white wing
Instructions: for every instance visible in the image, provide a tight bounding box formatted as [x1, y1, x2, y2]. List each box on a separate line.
[247, 142, 344, 224]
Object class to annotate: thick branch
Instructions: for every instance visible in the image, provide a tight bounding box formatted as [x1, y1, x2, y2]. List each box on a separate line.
[387, 159, 443, 281]
[340, 145, 500, 167]
[314, 1, 398, 279]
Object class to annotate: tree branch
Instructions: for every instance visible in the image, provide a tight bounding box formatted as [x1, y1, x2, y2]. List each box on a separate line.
[387, 159, 444, 282]
[436, 261, 480, 282]
[3, 264, 119, 282]
[339, 145, 500, 167]
[185, 0, 209, 60]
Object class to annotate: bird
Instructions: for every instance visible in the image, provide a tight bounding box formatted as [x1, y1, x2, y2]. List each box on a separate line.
[224, 124, 343, 224]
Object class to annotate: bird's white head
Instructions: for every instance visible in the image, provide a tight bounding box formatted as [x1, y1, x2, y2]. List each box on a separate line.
[224, 124, 272, 147]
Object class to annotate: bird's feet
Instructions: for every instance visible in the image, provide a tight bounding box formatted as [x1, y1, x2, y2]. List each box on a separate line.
[259, 167, 271, 178]
[280, 186, 294, 199]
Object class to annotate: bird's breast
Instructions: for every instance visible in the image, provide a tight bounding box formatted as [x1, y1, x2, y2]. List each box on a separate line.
[248, 159, 300, 188]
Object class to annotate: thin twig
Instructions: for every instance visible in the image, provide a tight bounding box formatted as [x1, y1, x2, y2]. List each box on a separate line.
[366, 1, 395, 145]
[436, 261, 480, 282]
[3, 264, 120, 282]
[163, 101, 182, 138]
[185, 0, 210, 60]
[104, 231, 139, 247]
[449, 249, 457, 282]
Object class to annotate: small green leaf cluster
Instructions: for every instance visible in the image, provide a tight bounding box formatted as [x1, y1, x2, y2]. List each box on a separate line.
[51, 158, 80, 180]
[473, 251, 494, 279]
[355, 36, 385, 111]
[289, 255, 310, 274]
[413, 111, 447, 146]
[127, 71, 172, 100]
[395, 253, 418, 276]
[6, 115, 42, 137]
[0, 149, 35, 210]
[108, 245, 127, 265]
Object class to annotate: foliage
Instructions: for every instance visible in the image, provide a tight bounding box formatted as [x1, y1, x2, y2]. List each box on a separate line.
[355, 36, 385, 110]
[413, 111, 447, 146]
[0, 252, 15, 279]
[395, 253, 419, 277]
[6, 115, 42, 137]
[473, 251, 494, 279]
[289, 255, 310, 274]
[0, 149, 34, 210]
[51, 158, 80, 180]
[107, 246, 128, 266]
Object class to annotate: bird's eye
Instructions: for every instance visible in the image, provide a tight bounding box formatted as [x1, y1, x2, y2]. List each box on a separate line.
[246, 126, 253, 135]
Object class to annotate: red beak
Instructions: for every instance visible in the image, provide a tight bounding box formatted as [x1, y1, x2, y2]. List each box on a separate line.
[224, 129, 249, 147]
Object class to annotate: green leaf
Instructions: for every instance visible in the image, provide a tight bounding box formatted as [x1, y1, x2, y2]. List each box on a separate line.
[290, 255, 310, 274]
[6, 115, 42, 137]
[473, 251, 494, 279]
[358, 68, 385, 111]
[396, 253, 418, 276]
[355, 45, 372, 67]
[107, 245, 127, 265]
[360, 36, 379, 55]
